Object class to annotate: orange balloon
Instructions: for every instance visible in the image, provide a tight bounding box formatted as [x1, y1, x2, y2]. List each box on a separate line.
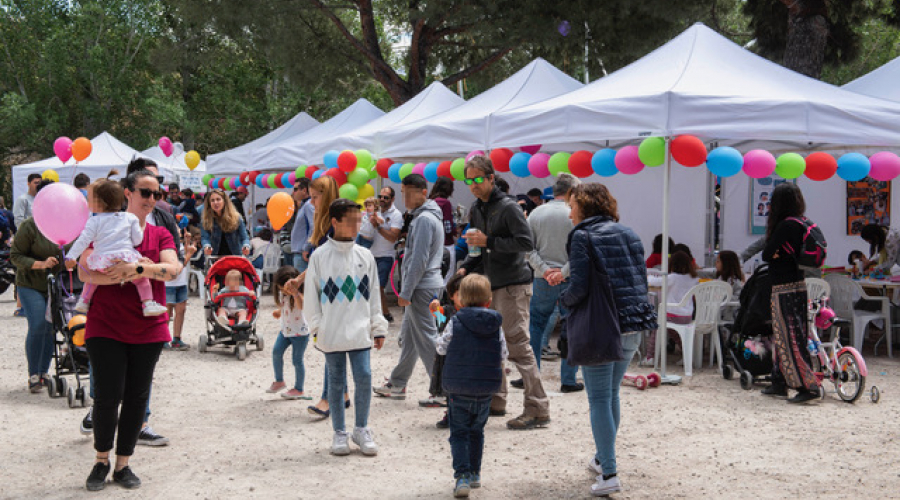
[71, 137, 92, 162]
[68, 314, 87, 346]
[267, 192, 295, 231]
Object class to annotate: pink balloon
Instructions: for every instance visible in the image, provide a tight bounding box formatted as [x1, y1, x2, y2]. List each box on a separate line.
[742, 149, 776, 178]
[868, 151, 900, 181]
[287, 172, 298, 185]
[528, 153, 551, 178]
[33, 183, 89, 245]
[614, 146, 644, 175]
[53, 137, 73, 163]
[158, 137, 174, 157]
[466, 150, 485, 161]
[520, 144, 542, 155]
[412, 163, 427, 176]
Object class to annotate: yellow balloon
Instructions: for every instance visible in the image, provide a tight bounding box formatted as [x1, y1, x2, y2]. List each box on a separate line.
[267, 192, 295, 230]
[42, 169, 59, 182]
[355, 197, 367, 208]
[358, 183, 375, 200]
[185, 150, 201, 171]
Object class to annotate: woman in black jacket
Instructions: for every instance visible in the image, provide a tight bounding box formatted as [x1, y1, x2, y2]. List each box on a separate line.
[559, 183, 656, 498]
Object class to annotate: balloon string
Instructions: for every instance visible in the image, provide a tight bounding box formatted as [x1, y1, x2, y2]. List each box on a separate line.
[57, 244, 74, 298]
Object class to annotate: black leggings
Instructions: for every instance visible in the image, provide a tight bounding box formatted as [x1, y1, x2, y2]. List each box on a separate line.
[85, 338, 163, 457]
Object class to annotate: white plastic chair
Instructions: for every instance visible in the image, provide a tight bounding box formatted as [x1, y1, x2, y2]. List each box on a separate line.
[656, 281, 732, 376]
[805, 277, 830, 303]
[255, 243, 282, 292]
[824, 274, 892, 358]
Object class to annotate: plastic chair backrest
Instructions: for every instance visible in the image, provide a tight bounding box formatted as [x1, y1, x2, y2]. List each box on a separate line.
[673, 281, 732, 327]
[805, 278, 830, 303]
[823, 274, 856, 318]
[262, 243, 281, 271]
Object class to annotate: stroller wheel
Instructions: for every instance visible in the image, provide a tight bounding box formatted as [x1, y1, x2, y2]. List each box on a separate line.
[198, 334, 208, 353]
[59, 377, 69, 397]
[235, 343, 248, 361]
[67, 386, 76, 408]
[722, 364, 734, 381]
[76, 387, 87, 407]
[255, 335, 264, 352]
[46, 376, 58, 399]
[739, 370, 753, 390]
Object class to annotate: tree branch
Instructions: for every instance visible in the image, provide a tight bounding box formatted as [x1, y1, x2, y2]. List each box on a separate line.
[440, 46, 516, 87]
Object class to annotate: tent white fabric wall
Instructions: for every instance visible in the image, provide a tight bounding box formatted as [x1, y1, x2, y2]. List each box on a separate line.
[205, 112, 319, 175]
[843, 56, 900, 102]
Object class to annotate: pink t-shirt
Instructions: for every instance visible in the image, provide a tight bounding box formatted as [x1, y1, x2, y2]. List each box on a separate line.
[84, 224, 175, 344]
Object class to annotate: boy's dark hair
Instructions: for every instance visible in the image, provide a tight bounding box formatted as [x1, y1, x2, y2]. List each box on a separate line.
[848, 250, 865, 265]
[27, 173, 42, 183]
[169, 183, 180, 192]
[73, 173, 91, 189]
[329, 198, 360, 221]
[402, 173, 428, 190]
[670, 251, 697, 278]
[495, 177, 510, 194]
[445, 272, 465, 299]
[36, 179, 54, 193]
[182, 188, 194, 197]
[527, 188, 543, 198]
[256, 228, 273, 242]
[273, 265, 302, 309]
[255, 204, 264, 210]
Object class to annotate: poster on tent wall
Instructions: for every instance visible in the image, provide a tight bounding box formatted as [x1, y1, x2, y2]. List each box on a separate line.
[749, 174, 792, 235]
[846, 178, 890, 235]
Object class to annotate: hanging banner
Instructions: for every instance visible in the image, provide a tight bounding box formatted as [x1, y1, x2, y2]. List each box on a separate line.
[847, 178, 890, 235]
[178, 172, 203, 191]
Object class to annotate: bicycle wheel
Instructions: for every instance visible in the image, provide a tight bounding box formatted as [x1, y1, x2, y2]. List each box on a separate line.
[835, 351, 865, 403]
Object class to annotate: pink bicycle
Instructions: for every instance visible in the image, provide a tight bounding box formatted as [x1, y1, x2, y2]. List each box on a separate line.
[807, 298, 875, 403]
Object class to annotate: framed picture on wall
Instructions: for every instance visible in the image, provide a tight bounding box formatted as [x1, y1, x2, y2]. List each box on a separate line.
[847, 177, 890, 235]
[750, 174, 792, 235]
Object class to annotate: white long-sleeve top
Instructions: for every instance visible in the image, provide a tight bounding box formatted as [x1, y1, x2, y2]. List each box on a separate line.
[65, 212, 143, 264]
[647, 272, 699, 317]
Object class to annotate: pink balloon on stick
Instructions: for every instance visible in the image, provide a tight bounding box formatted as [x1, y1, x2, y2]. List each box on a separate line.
[528, 153, 551, 178]
[412, 163, 427, 176]
[520, 144, 542, 155]
[466, 150, 485, 161]
[54, 137, 73, 163]
[615, 146, 644, 175]
[158, 137, 174, 157]
[742, 149, 776, 178]
[33, 183, 89, 245]
[868, 151, 900, 181]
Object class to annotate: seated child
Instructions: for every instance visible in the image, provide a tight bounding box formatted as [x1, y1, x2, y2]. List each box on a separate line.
[715, 250, 745, 299]
[642, 251, 699, 365]
[250, 228, 274, 269]
[212, 269, 256, 328]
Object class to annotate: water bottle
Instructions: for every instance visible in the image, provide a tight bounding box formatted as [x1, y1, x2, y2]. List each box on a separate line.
[467, 228, 482, 257]
[807, 339, 818, 355]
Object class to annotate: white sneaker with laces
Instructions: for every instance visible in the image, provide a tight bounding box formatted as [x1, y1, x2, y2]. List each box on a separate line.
[591, 475, 621, 497]
[587, 456, 602, 475]
[331, 431, 351, 456]
[351, 427, 378, 456]
[141, 301, 168, 317]
[75, 299, 90, 314]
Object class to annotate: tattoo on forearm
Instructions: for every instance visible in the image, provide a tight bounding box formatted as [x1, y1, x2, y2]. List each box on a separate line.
[152, 267, 171, 280]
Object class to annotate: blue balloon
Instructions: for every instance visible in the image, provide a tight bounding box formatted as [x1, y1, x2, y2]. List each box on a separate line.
[706, 147, 743, 178]
[424, 162, 440, 183]
[281, 172, 291, 188]
[837, 152, 870, 182]
[255, 175, 265, 188]
[388, 163, 402, 184]
[324, 150, 340, 170]
[591, 149, 618, 177]
[177, 216, 190, 229]
[311, 170, 323, 180]
[509, 152, 532, 178]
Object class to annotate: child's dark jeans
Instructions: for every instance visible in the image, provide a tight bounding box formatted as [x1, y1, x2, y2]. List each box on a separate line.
[447, 394, 491, 478]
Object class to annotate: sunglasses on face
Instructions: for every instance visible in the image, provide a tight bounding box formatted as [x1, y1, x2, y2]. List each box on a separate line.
[464, 177, 486, 185]
[138, 188, 164, 200]
[379, 195, 392, 200]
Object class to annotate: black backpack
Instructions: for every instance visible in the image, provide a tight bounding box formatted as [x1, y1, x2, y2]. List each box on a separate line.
[786, 217, 827, 268]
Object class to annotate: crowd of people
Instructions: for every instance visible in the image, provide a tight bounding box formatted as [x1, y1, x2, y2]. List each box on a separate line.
[5, 152, 867, 497]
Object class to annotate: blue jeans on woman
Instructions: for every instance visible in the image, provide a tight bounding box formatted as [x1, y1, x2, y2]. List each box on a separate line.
[529, 278, 578, 386]
[581, 333, 641, 476]
[20, 286, 54, 377]
[272, 333, 309, 391]
[325, 350, 371, 432]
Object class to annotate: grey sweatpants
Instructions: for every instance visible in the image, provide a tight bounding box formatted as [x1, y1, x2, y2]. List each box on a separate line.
[389, 287, 442, 389]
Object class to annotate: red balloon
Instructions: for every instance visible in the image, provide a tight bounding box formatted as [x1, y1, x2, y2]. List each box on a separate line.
[490, 148, 514, 172]
[239, 171, 251, 185]
[325, 167, 347, 186]
[671, 135, 707, 167]
[304, 165, 319, 179]
[376, 158, 393, 178]
[273, 173, 285, 189]
[437, 161, 453, 178]
[804, 152, 837, 181]
[249, 170, 261, 184]
[337, 150, 357, 172]
[568, 150, 594, 178]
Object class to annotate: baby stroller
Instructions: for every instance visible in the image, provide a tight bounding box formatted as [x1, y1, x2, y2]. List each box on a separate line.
[46, 271, 90, 408]
[199, 256, 262, 360]
[721, 264, 774, 390]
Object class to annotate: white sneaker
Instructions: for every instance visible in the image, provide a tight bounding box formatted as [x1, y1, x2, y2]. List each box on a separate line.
[74, 299, 90, 314]
[638, 357, 654, 367]
[331, 431, 350, 456]
[215, 315, 230, 328]
[351, 427, 378, 456]
[587, 457, 602, 475]
[141, 301, 167, 317]
[591, 475, 621, 497]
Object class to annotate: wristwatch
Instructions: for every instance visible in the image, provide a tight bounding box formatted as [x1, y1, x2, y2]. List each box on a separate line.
[136, 264, 144, 275]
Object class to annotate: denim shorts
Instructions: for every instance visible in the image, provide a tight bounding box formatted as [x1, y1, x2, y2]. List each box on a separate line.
[375, 257, 394, 290]
[165, 285, 188, 305]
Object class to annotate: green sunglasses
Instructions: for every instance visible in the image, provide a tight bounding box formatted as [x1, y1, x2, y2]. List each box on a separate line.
[464, 177, 486, 186]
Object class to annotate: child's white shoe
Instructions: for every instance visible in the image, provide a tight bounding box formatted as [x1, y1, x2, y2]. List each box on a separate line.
[74, 299, 90, 314]
[141, 301, 167, 317]
[215, 315, 230, 328]
[351, 426, 378, 456]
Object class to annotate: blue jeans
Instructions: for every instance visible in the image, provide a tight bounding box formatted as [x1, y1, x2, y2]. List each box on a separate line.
[529, 278, 578, 386]
[272, 333, 309, 391]
[325, 350, 372, 432]
[542, 306, 559, 350]
[375, 257, 394, 290]
[447, 394, 491, 478]
[292, 252, 308, 273]
[20, 286, 54, 377]
[581, 333, 641, 476]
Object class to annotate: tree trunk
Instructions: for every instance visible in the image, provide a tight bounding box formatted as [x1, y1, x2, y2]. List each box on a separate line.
[780, 0, 829, 78]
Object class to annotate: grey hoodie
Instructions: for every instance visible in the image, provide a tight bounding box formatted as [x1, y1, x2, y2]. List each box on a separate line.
[400, 199, 445, 301]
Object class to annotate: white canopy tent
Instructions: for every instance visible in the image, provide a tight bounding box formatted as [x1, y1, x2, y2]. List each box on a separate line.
[205, 111, 320, 175]
[843, 56, 900, 102]
[141, 143, 208, 193]
[255, 99, 385, 171]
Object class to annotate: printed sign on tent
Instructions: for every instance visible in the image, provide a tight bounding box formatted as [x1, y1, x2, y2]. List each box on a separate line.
[178, 172, 203, 191]
[749, 174, 793, 235]
[846, 178, 890, 235]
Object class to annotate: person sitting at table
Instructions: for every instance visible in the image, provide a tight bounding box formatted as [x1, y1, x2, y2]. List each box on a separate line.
[645, 234, 674, 269]
[640, 251, 699, 366]
[715, 250, 744, 299]
[859, 224, 900, 273]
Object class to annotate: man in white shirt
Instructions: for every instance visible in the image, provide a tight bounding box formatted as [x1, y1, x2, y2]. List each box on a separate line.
[368, 187, 402, 322]
[14, 174, 41, 226]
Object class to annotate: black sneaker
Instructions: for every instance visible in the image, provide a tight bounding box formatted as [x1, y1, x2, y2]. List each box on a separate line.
[436, 412, 449, 429]
[112, 466, 141, 489]
[787, 390, 819, 405]
[561, 382, 585, 393]
[510, 378, 524, 389]
[761, 384, 788, 398]
[80, 407, 94, 435]
[85, 461, 110, 491]
[384, 313, 394, 323]
[137, 426, 170, 446]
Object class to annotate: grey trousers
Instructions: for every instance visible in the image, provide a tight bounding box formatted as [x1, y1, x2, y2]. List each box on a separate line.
[389, 287, 442, 389]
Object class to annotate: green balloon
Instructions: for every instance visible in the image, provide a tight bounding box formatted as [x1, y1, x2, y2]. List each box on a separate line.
[368, 162, 378, 179]
[548, 152, 572, 176]
[202, 174, 213, 184]
[400, 163, 414, 179]
[339, 183, 359, 200]
[266, 174, 277, 188]
[776, 152, 806, 179]
[348, 167, 369, 187]
[355, 150, 373, 170]
[451, 158, 466, 180]
[638, 137, 666, 167]
[295, 165, 306, 178]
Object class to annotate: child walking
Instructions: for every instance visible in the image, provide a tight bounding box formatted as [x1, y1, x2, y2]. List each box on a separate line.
[268, 265, 311, 400]
[304, 199, 387, 456]
[439, 274, 507, 498]
[65, 175, 167, 316]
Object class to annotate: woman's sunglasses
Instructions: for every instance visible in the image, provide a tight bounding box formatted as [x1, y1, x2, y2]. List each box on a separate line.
[464, 177, 486, 185]
[138, 188, 164, 200]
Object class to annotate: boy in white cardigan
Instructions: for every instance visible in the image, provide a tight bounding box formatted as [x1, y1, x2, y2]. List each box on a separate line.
[304, 198, 388, 456]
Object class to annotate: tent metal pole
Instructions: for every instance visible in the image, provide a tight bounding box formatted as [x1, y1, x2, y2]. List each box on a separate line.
[657, 137, 681, 384]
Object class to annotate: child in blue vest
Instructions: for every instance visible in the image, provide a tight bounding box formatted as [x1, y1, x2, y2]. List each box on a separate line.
[438, 273, 507, 498]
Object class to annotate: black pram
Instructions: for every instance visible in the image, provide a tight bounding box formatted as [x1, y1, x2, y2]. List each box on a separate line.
[722, 264, 774, 390]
